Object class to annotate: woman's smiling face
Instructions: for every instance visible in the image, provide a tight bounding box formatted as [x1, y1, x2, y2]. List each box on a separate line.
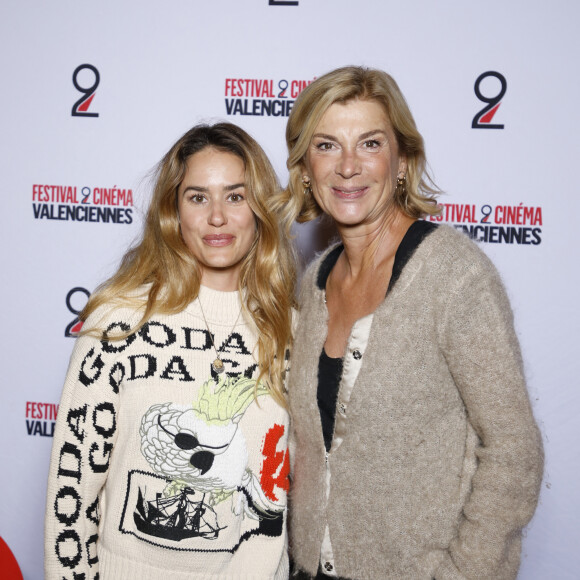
[303, 99, 407, 230]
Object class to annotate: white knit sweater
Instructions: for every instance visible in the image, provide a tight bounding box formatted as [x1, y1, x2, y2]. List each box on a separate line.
[45, 286, 290, 580]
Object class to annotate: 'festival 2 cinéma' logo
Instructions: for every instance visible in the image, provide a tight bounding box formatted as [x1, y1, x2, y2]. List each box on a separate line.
[24, 287, 93, 437]
[472, 71, 506, 129]
[26, 401, 58, 437]
[426, 202, 543, 245]
[32, 184, 133, 224]
[224, 77, 316, 117]
[72, 64, 100, 117]
[65, 287, 91, 337]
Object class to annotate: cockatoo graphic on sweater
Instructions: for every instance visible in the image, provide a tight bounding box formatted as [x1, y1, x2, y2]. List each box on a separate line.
[140, 375, 279, 520]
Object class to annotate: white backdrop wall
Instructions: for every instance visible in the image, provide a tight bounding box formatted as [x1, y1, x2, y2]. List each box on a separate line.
[1, 1, 579, 578]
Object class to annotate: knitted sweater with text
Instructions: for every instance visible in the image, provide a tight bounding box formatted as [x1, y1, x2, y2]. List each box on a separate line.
[45, 286, 290, 580]
[288, 225, 543, 580]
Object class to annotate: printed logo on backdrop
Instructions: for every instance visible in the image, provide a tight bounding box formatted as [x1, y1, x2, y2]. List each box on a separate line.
[66, 287, 91, 337]
[32, 184, 133, 224]
[269, 0, 298, 5]
[72, 64, 100, 117]
[426, 202, 543, 245]
[472, 71, 506, 129]
[0, 537, 24, 579]
[26, 401, 58, 437]
[224, 77, 315, 117]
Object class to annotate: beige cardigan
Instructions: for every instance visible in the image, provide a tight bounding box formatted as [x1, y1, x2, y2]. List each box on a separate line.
[289, 225, 543, 580]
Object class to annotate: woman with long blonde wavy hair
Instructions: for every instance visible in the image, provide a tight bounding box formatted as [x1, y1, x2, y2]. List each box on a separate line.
[45, 122, 296, 580]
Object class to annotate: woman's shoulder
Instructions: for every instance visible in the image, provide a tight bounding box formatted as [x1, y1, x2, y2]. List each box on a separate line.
[420, 224, 498, 275]
[81, 286, 149, 335]
[301, 241, 343, 288]
[413, 225, 510, 307]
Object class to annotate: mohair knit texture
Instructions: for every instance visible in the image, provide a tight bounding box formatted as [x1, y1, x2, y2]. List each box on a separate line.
[288, 225, 543, 580]
[45, 286, 290, 580]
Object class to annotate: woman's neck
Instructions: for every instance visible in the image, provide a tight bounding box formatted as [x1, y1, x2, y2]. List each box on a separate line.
[200, 268, 241, 292]
[336, 209, 415, 280]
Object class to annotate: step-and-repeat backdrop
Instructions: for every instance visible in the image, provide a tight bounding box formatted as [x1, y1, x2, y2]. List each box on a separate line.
[1, 1, 578, 578]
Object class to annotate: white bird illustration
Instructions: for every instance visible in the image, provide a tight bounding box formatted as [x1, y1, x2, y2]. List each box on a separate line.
[139, 375, 280, 519]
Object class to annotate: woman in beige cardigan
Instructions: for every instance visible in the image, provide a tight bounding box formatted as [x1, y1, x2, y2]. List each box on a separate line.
[280, 66, 543, 580]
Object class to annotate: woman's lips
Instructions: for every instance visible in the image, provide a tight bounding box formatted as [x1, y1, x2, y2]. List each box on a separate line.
[331, 186, 368, 199]
[203, 234, 234, 246]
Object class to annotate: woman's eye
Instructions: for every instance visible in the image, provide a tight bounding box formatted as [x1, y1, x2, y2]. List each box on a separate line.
[315, 142, 334, 151]
[190, 194, 206, 203]
[363, 139, 381, 149]
[228, 192, 245, 203]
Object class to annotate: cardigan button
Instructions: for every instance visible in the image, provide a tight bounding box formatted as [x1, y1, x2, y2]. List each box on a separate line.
[338, 402, 346, 415]
[324, 562, 334, 572]
[352, 349, 362, 360]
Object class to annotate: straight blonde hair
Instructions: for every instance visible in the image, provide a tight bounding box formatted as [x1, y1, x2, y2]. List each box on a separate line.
[279, 66, 440, 225]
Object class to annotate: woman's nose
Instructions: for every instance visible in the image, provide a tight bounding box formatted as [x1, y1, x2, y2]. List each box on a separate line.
[208, 201, 227, 226]
[336, 149, 361, 178]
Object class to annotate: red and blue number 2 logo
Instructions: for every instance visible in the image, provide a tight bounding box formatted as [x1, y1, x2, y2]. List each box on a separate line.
[71, 64, 100, 117]
[472, 71, 506, 129]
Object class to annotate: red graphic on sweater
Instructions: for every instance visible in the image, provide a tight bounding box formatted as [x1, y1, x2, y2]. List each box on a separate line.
[260, 424, 290, 501]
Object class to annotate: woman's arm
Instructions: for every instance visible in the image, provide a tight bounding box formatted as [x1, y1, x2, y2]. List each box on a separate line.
[435, 257, 544, 580]
[45, 322, 120, 579]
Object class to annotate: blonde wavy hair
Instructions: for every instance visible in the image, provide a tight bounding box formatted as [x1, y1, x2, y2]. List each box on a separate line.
[82, 122, 296, 406]
[279, 66, 440, 224]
